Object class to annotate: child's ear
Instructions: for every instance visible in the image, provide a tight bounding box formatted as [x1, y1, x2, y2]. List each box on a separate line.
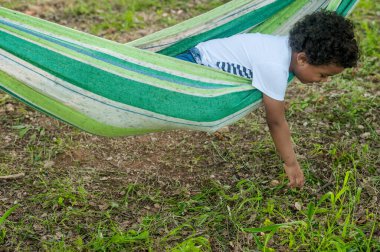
[296, 52, 309, 66]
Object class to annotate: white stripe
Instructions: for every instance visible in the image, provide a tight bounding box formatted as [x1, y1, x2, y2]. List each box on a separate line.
[0, 27, 253, 97]
[0, 49, 261, 131]
[0, 16, 247, 86]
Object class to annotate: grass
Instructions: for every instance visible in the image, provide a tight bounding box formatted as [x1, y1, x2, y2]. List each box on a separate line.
[0, 0, 379, 251]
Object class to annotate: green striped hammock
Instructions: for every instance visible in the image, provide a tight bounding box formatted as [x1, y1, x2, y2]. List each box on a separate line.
[0, 0, 358, 136]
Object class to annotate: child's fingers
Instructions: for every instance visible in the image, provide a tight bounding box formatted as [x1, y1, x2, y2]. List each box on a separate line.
[295, 177, 303, 188]
[288, 176, 304, 188]
[288, 177, 296, 188]
[296, 179, 304, 188]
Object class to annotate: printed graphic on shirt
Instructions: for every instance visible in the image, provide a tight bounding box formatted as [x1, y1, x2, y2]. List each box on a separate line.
[216, 62, 253, 79]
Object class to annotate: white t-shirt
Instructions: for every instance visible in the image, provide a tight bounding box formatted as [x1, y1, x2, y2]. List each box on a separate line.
[196, 33, 292, 101]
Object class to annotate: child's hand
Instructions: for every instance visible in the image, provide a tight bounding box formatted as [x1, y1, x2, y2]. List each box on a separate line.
[284, 163, 305, 188]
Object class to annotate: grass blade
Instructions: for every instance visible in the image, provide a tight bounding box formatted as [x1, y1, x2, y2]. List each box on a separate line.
[0, 205, 19, 226]
[243, 221, 306, 233]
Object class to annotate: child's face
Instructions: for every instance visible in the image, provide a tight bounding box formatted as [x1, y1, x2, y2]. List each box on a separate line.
[291, 52, 344, 84]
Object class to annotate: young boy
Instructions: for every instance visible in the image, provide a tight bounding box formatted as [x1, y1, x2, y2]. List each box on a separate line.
[176, 11, 359, 188]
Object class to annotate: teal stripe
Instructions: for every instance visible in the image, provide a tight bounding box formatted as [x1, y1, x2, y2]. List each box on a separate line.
[0, 18, 238, 90]
[0, 7, 248, 84]
[0, 20, 252, 97]
[0, 30, 262, 122]
[158, 0, 294, 56]
[336, 0, 357, 16]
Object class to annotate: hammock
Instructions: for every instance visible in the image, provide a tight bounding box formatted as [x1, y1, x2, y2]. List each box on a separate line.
[0, 0, 358, 136]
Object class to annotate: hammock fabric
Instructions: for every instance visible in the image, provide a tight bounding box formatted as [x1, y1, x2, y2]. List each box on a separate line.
[0, 0, 358, 136]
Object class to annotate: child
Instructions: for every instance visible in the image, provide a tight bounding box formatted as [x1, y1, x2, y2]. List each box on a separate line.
[176, 11, 359, 188]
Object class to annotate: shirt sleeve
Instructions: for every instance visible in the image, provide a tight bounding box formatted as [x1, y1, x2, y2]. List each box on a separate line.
[250, 63, 289, 101]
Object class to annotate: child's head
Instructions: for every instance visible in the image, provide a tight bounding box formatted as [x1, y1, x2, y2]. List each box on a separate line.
[288, 11, 359, 84]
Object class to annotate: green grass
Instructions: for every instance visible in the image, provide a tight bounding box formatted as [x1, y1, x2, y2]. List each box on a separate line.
[0, 0, 229, 40]
[0, 0, 379, 251]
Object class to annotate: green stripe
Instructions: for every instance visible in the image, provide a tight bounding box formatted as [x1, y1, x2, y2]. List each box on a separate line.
[0, 7, 247, 84]
[0, 71, 158, 136]
[0, 22, 252, 96]
[38, 31, 245, 90]
[0, 31, 262, 122]
[158, 0, 294, 56]
[250, 0, 309, 34]
[327, 0, 343, 11]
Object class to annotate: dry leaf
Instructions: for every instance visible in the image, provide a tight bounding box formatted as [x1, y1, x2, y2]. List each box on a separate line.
[98, 204, 109, 211]
[270, 180, 280, 187]
[294, 202, 302, 211]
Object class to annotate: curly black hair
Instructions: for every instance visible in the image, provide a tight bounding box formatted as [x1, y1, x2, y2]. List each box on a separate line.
[289, 11, 359, 68]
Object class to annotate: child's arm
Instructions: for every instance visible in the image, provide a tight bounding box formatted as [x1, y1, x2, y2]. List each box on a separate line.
[262, 94, 305, 188]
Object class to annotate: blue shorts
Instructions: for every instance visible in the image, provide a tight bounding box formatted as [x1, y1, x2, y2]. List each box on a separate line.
[175, 47, 202, 64]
